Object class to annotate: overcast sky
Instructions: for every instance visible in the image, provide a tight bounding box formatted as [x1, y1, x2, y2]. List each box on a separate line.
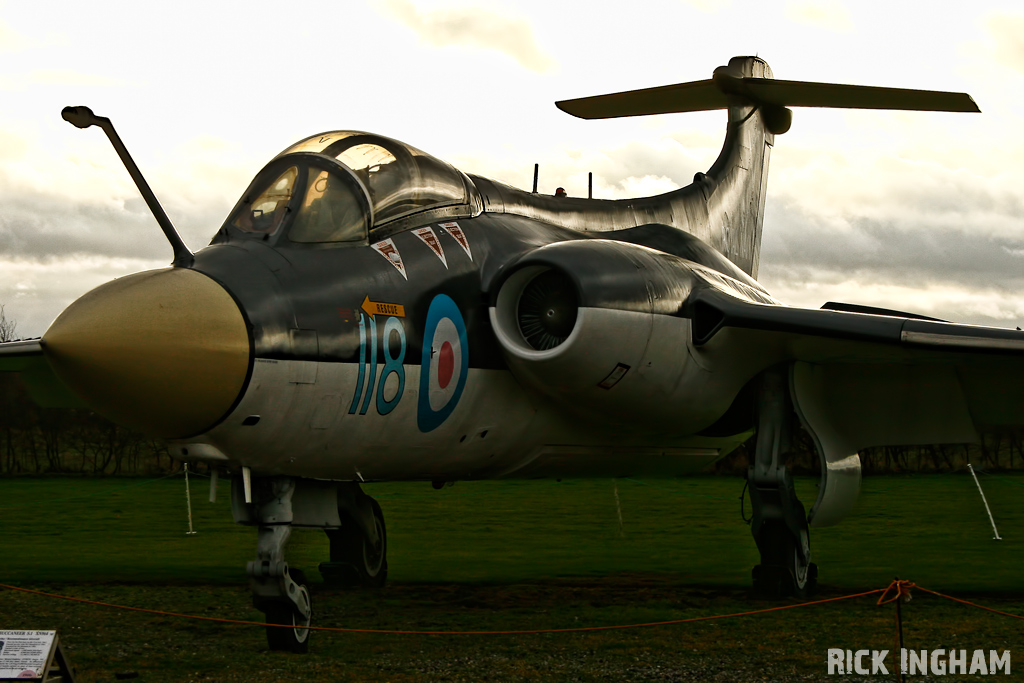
[1, 0, 1023, 336]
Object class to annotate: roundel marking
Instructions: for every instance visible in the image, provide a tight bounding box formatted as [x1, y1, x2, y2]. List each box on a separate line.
[418, 294, 468, 432]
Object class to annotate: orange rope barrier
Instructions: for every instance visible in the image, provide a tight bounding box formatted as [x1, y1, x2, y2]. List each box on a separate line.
[5, 580, 1021, 636]
[876, 579, 916, 605]
[0, 583, 883, 636]
[915, 586, 1024, 621]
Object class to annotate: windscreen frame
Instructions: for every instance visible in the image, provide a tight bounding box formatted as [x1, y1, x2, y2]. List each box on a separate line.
[216, 152, 373, 247]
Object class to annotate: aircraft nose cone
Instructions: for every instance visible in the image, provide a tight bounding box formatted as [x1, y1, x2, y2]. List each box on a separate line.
[42, 268, 251, 438]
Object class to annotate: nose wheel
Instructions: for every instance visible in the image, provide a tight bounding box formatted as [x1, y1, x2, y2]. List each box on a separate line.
[264, 568, 312, 653]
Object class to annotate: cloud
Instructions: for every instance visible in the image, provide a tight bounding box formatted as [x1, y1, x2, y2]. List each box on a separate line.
[758, 193, 1024, 327]
[682, 0, 732, 13]
[0, 69, 128, 92]
[383, 0, 555, 73]
[0, 18, 29, 52]
[985, 13, 1024, 74]
[785, 0, 854, 33]
[0, 126, 260, 262]
[0, 255, 166, 337]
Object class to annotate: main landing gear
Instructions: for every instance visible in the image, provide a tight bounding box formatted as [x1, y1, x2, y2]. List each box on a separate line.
[234, 475, 388, 652]
[747, 367, 817, 598]
[320, 483, 388, 588]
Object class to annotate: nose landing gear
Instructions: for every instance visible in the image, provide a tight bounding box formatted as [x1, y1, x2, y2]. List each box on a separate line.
[234, 475, 389, 651]
[242, 477, 313, 652]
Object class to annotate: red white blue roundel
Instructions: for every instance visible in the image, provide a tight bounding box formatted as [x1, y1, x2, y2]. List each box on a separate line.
[418, 294, 468, 432]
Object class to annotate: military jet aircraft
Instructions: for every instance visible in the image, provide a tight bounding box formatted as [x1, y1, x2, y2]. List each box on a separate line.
[3, 56, 1022, 653]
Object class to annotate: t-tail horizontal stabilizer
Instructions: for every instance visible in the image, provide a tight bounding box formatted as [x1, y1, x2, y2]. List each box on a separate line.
[556, 59, 979, 133]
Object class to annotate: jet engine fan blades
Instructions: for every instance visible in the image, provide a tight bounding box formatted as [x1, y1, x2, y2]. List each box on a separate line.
[516, 270, 579, 351]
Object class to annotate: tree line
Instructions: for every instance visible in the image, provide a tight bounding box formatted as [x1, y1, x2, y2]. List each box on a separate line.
[711, 426, 1024, 476]
[0, 373, 174, 475]
[0, 305, 173, 475]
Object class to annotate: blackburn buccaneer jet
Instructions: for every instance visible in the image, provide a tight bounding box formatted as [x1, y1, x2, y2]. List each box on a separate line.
[3, 56, 1022, 653]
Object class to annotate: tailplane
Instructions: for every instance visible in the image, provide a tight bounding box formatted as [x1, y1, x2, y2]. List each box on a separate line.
[555, 57, 978, 278]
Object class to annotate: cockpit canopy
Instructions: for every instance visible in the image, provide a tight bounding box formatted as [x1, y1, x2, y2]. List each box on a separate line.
[221, 131, 479, 245]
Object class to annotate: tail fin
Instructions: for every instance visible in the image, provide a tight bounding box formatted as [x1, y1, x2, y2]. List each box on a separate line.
[557, 56, 978, 279]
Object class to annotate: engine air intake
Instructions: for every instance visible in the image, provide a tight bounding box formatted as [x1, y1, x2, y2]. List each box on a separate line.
[517, 270, 579, 351]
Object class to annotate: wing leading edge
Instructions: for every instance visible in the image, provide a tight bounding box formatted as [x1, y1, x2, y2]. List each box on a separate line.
[0, 339, 87, 408]
[691, 287, 1024, 356]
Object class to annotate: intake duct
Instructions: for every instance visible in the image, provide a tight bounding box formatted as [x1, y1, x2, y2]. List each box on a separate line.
[493, 265, 582, 355]
[488, 240, 738, 432]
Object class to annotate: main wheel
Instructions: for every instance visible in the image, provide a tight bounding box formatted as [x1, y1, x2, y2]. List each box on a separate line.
[320, 499, 388, 588]
[752, 522, 817, 598]
[265, 568, 312, 653]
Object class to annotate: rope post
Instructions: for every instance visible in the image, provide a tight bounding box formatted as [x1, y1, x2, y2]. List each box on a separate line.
[184, 463, 197, 535]
[878, 578, 915, 680]
[967, 464, 1002, 540]
[613, 480, 624, 538]
[895, 577, 905, 683]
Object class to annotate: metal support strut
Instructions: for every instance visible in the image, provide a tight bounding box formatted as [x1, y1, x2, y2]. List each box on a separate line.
[244, 476, 313, 652]
[747, 366, 817, 597]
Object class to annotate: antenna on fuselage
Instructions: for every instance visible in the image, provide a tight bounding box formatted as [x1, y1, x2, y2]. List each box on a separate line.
[588, 172, 593, 199]
[532, 163, 539, 193]
[61, 105, 194, 268]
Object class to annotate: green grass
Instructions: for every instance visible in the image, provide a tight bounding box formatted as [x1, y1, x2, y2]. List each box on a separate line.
[1, 474, 1023, 681]
[1, 473, 1021, 590]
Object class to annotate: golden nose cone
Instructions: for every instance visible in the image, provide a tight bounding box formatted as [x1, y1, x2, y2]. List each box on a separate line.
[42, 268, 251, 438]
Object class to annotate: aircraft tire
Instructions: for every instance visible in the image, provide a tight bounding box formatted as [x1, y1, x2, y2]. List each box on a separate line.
[752, 523, 817, 598]
[265, 568, 311, 653]
[321, 499, 388, 589]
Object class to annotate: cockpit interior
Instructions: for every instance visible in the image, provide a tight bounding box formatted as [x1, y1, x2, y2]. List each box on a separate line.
[218, 131, 479, 246]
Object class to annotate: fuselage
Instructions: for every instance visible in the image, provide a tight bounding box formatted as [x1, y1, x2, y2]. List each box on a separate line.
[177, 213, 769, 481]
[41, 117, 779, 482]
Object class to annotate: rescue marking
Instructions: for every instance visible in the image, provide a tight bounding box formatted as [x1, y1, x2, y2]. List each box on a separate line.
[371, 238, 408, 280]
[412, 227, 448, 268]
[361, 295, 406, 319]
[418, 294, 469, 432]
[438, 222, 472, 261]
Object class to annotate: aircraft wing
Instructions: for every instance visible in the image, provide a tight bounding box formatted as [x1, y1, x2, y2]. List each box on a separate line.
[691, 286, 1024, 358]
[682, 286, 1024, 527]
[0, 339, 88, 408]
[691, 285, 1024, 436]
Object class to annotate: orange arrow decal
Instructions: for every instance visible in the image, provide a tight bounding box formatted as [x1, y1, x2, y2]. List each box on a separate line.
[361, 295, 406, 319]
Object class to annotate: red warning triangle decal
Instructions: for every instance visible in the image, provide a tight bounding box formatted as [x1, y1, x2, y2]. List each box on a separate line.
[371, 238, 408, 280]
[412, 227, 448, 269]
[439, 221, 472, 261]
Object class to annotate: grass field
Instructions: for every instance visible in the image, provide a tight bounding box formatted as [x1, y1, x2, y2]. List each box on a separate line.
[1, 473, 1022, 681]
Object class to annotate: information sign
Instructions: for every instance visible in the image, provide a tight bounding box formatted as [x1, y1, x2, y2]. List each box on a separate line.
[0, 630, 56, 679]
